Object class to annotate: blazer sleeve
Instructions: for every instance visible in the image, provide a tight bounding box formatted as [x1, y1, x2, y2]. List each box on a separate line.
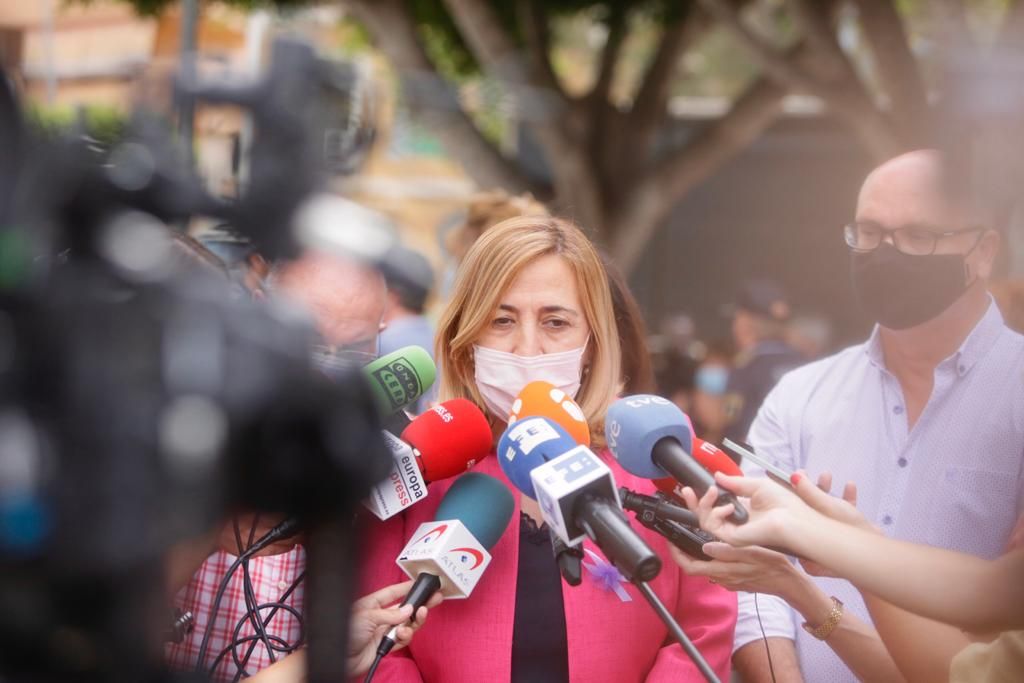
[349, 511, 425, 683]
[644, 573, 737, 682]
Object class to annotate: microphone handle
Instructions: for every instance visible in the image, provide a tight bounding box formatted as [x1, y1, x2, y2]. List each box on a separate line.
[653, 437, 748, 524]
[548, 528, 583, 587]
[619, 488, 699, 527]
[574, 494, 661, 583]
[401, 572, 442, 616]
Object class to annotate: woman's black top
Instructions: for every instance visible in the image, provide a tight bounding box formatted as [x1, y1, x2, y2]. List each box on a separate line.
[510, 513, 571, 682]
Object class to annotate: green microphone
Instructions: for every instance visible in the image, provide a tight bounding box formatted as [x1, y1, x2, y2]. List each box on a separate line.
[362, 345, 436, 416]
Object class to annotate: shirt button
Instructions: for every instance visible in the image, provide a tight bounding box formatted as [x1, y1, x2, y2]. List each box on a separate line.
[882, 515, 893, 525]
[898, 457, 908, 468]
[278, 580, 289, 591]
[958, 364, 966, 374]
[893, 405, 904, 415]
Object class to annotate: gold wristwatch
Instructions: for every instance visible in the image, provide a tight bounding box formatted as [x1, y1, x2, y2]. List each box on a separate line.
[802, 597, 844, 641]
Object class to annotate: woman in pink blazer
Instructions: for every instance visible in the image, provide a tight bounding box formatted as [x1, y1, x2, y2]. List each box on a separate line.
[358, 217, 737, 682]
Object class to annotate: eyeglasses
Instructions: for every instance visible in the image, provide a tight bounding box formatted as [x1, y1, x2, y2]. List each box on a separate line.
[843, 222, 985, 256]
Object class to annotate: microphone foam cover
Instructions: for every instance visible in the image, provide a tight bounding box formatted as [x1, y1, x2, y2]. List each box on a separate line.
[691, 437, 743, 477]
[435, 472, 514, 550]
[401, 398, 493, 482]
[605, 395, 693, 479]
[363, 346, 436, 416]
[508, 380, 590, 446]
[497, 416, 578, 499]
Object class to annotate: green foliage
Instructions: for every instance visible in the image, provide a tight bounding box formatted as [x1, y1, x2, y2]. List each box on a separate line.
[26, 104, 128, 144]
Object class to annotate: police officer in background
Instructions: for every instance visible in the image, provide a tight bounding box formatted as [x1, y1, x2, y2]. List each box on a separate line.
[723, 279, 805, 443]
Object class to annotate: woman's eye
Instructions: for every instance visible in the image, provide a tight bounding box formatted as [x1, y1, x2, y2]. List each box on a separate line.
[492, 317, 514, 328]
[544, 318, 568, 329]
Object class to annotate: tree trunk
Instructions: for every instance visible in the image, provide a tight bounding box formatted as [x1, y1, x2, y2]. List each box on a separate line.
[344, 0, 538, 194]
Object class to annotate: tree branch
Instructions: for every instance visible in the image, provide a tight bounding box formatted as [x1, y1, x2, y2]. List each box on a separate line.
[630, 8, 699, 133]
[591, 4, 628, 105]
[610, 72, 788, 273]
[700, 0, 905, 158]
[696, 0, 826, 94]
[441, 0, 605, 234]
[788, 0, 850, 80]
[344, 0, 538, 194]
[516, 0, 563, 102]
[850, 0, 931, 146]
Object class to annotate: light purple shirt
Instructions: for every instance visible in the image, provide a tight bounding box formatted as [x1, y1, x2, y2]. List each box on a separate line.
[734, 299, 1024, 682]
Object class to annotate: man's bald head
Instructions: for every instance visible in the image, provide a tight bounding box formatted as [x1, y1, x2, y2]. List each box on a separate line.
[856, 149, 990, 231]
[275, 251, 387, 351]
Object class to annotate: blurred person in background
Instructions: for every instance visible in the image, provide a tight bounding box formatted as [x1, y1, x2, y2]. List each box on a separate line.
[439, 190, 549, 298]
[722, 279, 804, 443]
[785, 314, 834, 360]
[166, 249, 392, 681]
[378, 244, 438, 413]
[676, 150, 1024, 683]
[652, 313, 701, 416]
[990, 278, 1024, 333]
[198, 224, 273, 300]
[690, 343, 734, 447]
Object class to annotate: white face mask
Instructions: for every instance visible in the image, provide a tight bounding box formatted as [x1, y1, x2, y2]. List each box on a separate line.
[473, 342, 588, 420]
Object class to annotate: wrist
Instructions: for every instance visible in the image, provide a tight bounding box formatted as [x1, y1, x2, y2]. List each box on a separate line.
[782, 571, 833, 626]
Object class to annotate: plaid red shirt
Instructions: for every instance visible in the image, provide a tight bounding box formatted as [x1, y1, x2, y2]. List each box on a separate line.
[166, 546, 306, 682]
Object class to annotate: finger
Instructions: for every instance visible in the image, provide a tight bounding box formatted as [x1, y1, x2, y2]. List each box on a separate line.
[697, 485, 720, 519]
[842, 481, 858, 507]
[359, 604, 414, 630]
[355, 580, 414, 610]
[394, 625, 416, 649]
[680, 486, 699, 511]
[712, 472, 763, 498]
[701, 502, 735, 536]
[816, 471, 833, 493]
[791, 472, 835, 513]
[426, 591, 444, 609]
[409, 606, 429, 630]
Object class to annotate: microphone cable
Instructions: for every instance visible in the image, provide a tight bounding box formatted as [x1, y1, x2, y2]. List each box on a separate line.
[754, 593, 777, 683]
[193, 516, 303, 675]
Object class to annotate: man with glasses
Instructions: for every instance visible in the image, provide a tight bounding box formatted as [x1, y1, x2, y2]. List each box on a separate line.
[674, 150, 1024, 682]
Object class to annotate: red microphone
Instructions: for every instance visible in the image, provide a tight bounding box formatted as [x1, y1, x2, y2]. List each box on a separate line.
[654, 437, 742, 501]
[402, 399, 494, 480]
[364, 399, 493, 520]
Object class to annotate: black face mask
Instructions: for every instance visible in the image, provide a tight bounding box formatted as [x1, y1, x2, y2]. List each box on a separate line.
[850, 242, 973, 330]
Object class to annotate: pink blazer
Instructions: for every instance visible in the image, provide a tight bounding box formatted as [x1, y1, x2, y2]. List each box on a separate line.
[354, 453, 737, 682]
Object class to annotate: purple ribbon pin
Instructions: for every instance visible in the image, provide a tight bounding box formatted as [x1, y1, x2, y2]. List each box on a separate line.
[581, 548, 632, 602]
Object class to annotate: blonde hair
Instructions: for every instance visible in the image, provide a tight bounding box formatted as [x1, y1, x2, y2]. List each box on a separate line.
[436, 216, 622, 446]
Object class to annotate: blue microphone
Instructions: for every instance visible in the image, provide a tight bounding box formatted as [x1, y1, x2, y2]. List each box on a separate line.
[497, 416, 579, 498]
[498, 417, 661, 582]
[605, 395, 747, 524]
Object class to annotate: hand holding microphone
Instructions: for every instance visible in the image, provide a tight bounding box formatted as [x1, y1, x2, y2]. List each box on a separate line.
[369, 472, 514, 679]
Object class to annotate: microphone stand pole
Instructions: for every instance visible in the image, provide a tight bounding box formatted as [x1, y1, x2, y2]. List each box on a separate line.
[634, 580, 721, 683]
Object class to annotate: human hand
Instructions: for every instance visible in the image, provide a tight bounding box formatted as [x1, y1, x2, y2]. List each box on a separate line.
[678, 474, 802, 550]
[670, 541, 803, 597]
[1006, 513, 1024, 552]
[347, 580, 443, 677]
[794, 472, 869, 577]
